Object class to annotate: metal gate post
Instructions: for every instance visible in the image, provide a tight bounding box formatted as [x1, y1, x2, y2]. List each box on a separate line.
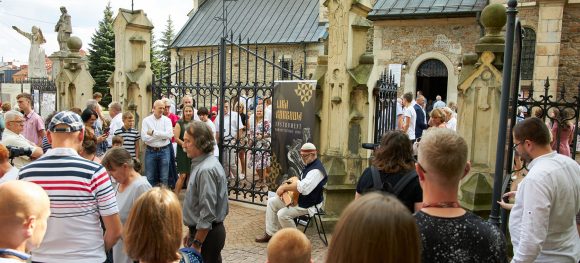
[218, 37, 227, 163]
[489, 0, 518, 227]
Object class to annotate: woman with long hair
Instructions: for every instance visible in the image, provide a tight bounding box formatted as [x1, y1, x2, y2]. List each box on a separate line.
[81, 108, 107, 151]
[124, 188, 201, 263]
[355, 130, 422, 212]
[101, 147, 151, 263]
[550, 108, 575, 157]
[247, 106, 271, 187]
[174, 105, 195, 195]
[326, 193, 421, 263]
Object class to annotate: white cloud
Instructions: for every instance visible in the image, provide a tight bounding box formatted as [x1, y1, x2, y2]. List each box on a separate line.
[0, 0, 192, 63]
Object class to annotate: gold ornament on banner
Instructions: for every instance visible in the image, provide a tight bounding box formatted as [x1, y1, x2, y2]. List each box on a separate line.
[294, 83, 314, 106]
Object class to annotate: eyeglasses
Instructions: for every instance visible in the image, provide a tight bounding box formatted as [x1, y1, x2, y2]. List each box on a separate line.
[9, 120, 24, 124]
[513, 141, 523, 150]
[300, 153, 313, 158]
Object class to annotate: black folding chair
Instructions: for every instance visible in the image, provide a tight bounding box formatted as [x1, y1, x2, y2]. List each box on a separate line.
[294, 206, 328, 246]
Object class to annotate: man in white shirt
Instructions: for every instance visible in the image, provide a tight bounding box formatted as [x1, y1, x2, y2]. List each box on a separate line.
[401, 93, 417, 142]
[215, 101, 243, 179]
[433, 95, 446, 109]
[0, 110, 43, 168]
[141, 100, 174, 186]
[255, 143, 327, 243]
[505, 117, 580, 262]
[106, 101, 123, 147]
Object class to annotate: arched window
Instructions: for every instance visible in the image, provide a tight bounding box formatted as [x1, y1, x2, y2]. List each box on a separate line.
[416, 59, 448, 77]
[521, 27, 536, 80]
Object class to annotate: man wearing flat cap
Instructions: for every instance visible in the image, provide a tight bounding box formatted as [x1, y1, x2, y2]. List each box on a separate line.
[255, 142, 328, 243]
[19, 111, 122, 263]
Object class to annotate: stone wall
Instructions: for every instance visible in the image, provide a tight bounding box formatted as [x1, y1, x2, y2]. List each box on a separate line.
[374, 18, 480, 90]
[558, 4, 580, 99]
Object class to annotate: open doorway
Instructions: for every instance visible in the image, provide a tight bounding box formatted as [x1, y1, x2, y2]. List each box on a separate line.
[415, 59, 448, 106]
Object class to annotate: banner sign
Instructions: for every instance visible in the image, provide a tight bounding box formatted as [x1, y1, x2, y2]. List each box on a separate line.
[270, 80, 317, 190]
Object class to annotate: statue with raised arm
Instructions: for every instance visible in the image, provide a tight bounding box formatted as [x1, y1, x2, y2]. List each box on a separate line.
[55, 6, 72, 52]
[12, 25, 47, 78]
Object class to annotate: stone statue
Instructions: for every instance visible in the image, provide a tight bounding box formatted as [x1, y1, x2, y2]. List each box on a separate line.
[12, 25, 47, 78]
[55, 6, 72, 52]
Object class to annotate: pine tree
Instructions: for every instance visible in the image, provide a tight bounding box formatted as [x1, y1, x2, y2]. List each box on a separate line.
[159, 15, 175, 75]
[151, 32, 163, 77]
[88, 2, 115, 107]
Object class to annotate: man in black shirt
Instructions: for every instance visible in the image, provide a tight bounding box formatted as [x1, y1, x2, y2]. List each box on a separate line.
[414, 128, 508, 263]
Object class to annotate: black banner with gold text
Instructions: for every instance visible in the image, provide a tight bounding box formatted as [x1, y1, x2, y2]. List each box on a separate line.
[269, 80, 317, 190]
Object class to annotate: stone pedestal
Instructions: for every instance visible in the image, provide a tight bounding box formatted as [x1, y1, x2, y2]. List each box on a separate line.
[457, 4, 506, 212]
[317, 0, 373, 230]
[52, 36, 95, 111]
[110, 9, 154, 128]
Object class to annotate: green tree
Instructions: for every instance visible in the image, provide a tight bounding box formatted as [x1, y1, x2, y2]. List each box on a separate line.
[159, 15, 175, 75]
[150, 32, 163, 77]
[88, 2, 115, 107]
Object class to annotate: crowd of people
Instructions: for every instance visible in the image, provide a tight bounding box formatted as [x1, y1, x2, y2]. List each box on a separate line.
[0, 90, 579, 263]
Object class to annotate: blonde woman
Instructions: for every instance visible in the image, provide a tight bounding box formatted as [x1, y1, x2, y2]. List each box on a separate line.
[428, 108, 447, 128]
[124, 188, 202, 263]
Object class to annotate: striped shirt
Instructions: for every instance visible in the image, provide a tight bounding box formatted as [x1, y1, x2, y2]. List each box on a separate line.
[19, 148, 119, 263]
[114, 127, 141, 158]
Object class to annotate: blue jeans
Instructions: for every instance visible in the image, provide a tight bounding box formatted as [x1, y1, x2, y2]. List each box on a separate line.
[145, 145, 170, 186]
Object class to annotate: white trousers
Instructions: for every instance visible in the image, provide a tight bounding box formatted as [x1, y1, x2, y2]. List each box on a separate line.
[265, 196, 309, 236]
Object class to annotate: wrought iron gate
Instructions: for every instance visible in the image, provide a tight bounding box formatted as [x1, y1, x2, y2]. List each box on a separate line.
[372, 70, 399, 144]
[152, 35, 305, 205]
[0, 78, 56, 119]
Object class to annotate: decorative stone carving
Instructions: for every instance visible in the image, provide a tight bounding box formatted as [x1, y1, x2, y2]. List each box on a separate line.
[55, 6, 72, 53]
[12, 26, 47, 78]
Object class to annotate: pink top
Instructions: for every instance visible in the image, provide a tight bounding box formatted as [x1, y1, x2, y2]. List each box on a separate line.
[166, 112, 180, 143]
[23, 110, 44, 145]
[551, 122, 575, 157]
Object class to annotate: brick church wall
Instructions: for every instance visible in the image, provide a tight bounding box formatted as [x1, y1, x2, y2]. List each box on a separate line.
[558, 5, 580, 99]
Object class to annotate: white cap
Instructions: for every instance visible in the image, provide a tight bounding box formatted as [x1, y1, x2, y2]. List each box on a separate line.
[300, 143, 317, 153]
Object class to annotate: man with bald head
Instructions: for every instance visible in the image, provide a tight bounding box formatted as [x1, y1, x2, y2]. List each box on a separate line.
[141, 100, 174, 186]
[0, 180, 50, 262]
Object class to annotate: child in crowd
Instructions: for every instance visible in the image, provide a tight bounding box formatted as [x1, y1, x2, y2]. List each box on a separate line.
[112, 135, 124, 148]
[114, 112, 141, 158]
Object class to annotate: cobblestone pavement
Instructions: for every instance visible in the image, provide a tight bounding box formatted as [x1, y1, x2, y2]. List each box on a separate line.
[181, 199, 330, 262]
[222, 202, 330, 262]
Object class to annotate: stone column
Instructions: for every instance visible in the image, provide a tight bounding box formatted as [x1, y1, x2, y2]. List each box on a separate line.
[111, 9, 154, 128]
[318, 0, 372, 229]
[53, 36, 95, 111]
[533, 0, 565, 96]
[456, 4, 506, 213]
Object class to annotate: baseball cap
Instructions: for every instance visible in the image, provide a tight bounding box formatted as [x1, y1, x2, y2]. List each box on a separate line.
[48, 111, 84, 132]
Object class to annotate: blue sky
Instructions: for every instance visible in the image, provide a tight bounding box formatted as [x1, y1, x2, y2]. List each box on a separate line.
[0, 0, 192, 63]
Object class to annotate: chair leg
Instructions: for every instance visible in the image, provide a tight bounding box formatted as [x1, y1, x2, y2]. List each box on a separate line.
[302, 217, 311, 233]
[314, 213, 328, 246]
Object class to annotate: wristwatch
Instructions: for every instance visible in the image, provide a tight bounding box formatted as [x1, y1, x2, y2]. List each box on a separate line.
[193, 239, 203, 248]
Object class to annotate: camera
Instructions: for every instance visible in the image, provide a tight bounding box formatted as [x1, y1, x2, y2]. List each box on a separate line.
[361, 143, 379, 150]
[7, 146, 33, 159]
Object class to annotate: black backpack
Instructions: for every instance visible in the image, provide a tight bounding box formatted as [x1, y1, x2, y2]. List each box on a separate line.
[370, 166, 417, 196]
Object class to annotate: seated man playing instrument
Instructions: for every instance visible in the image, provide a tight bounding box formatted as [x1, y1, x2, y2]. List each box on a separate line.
[255, 143, 328, 243]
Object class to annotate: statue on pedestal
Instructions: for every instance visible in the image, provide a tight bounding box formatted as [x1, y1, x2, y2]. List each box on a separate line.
[12, 25, 47, 78]
[55, 6, 72, 52]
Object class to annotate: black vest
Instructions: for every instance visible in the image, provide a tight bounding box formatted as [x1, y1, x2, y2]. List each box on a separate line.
[298, 158, 328, 208]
